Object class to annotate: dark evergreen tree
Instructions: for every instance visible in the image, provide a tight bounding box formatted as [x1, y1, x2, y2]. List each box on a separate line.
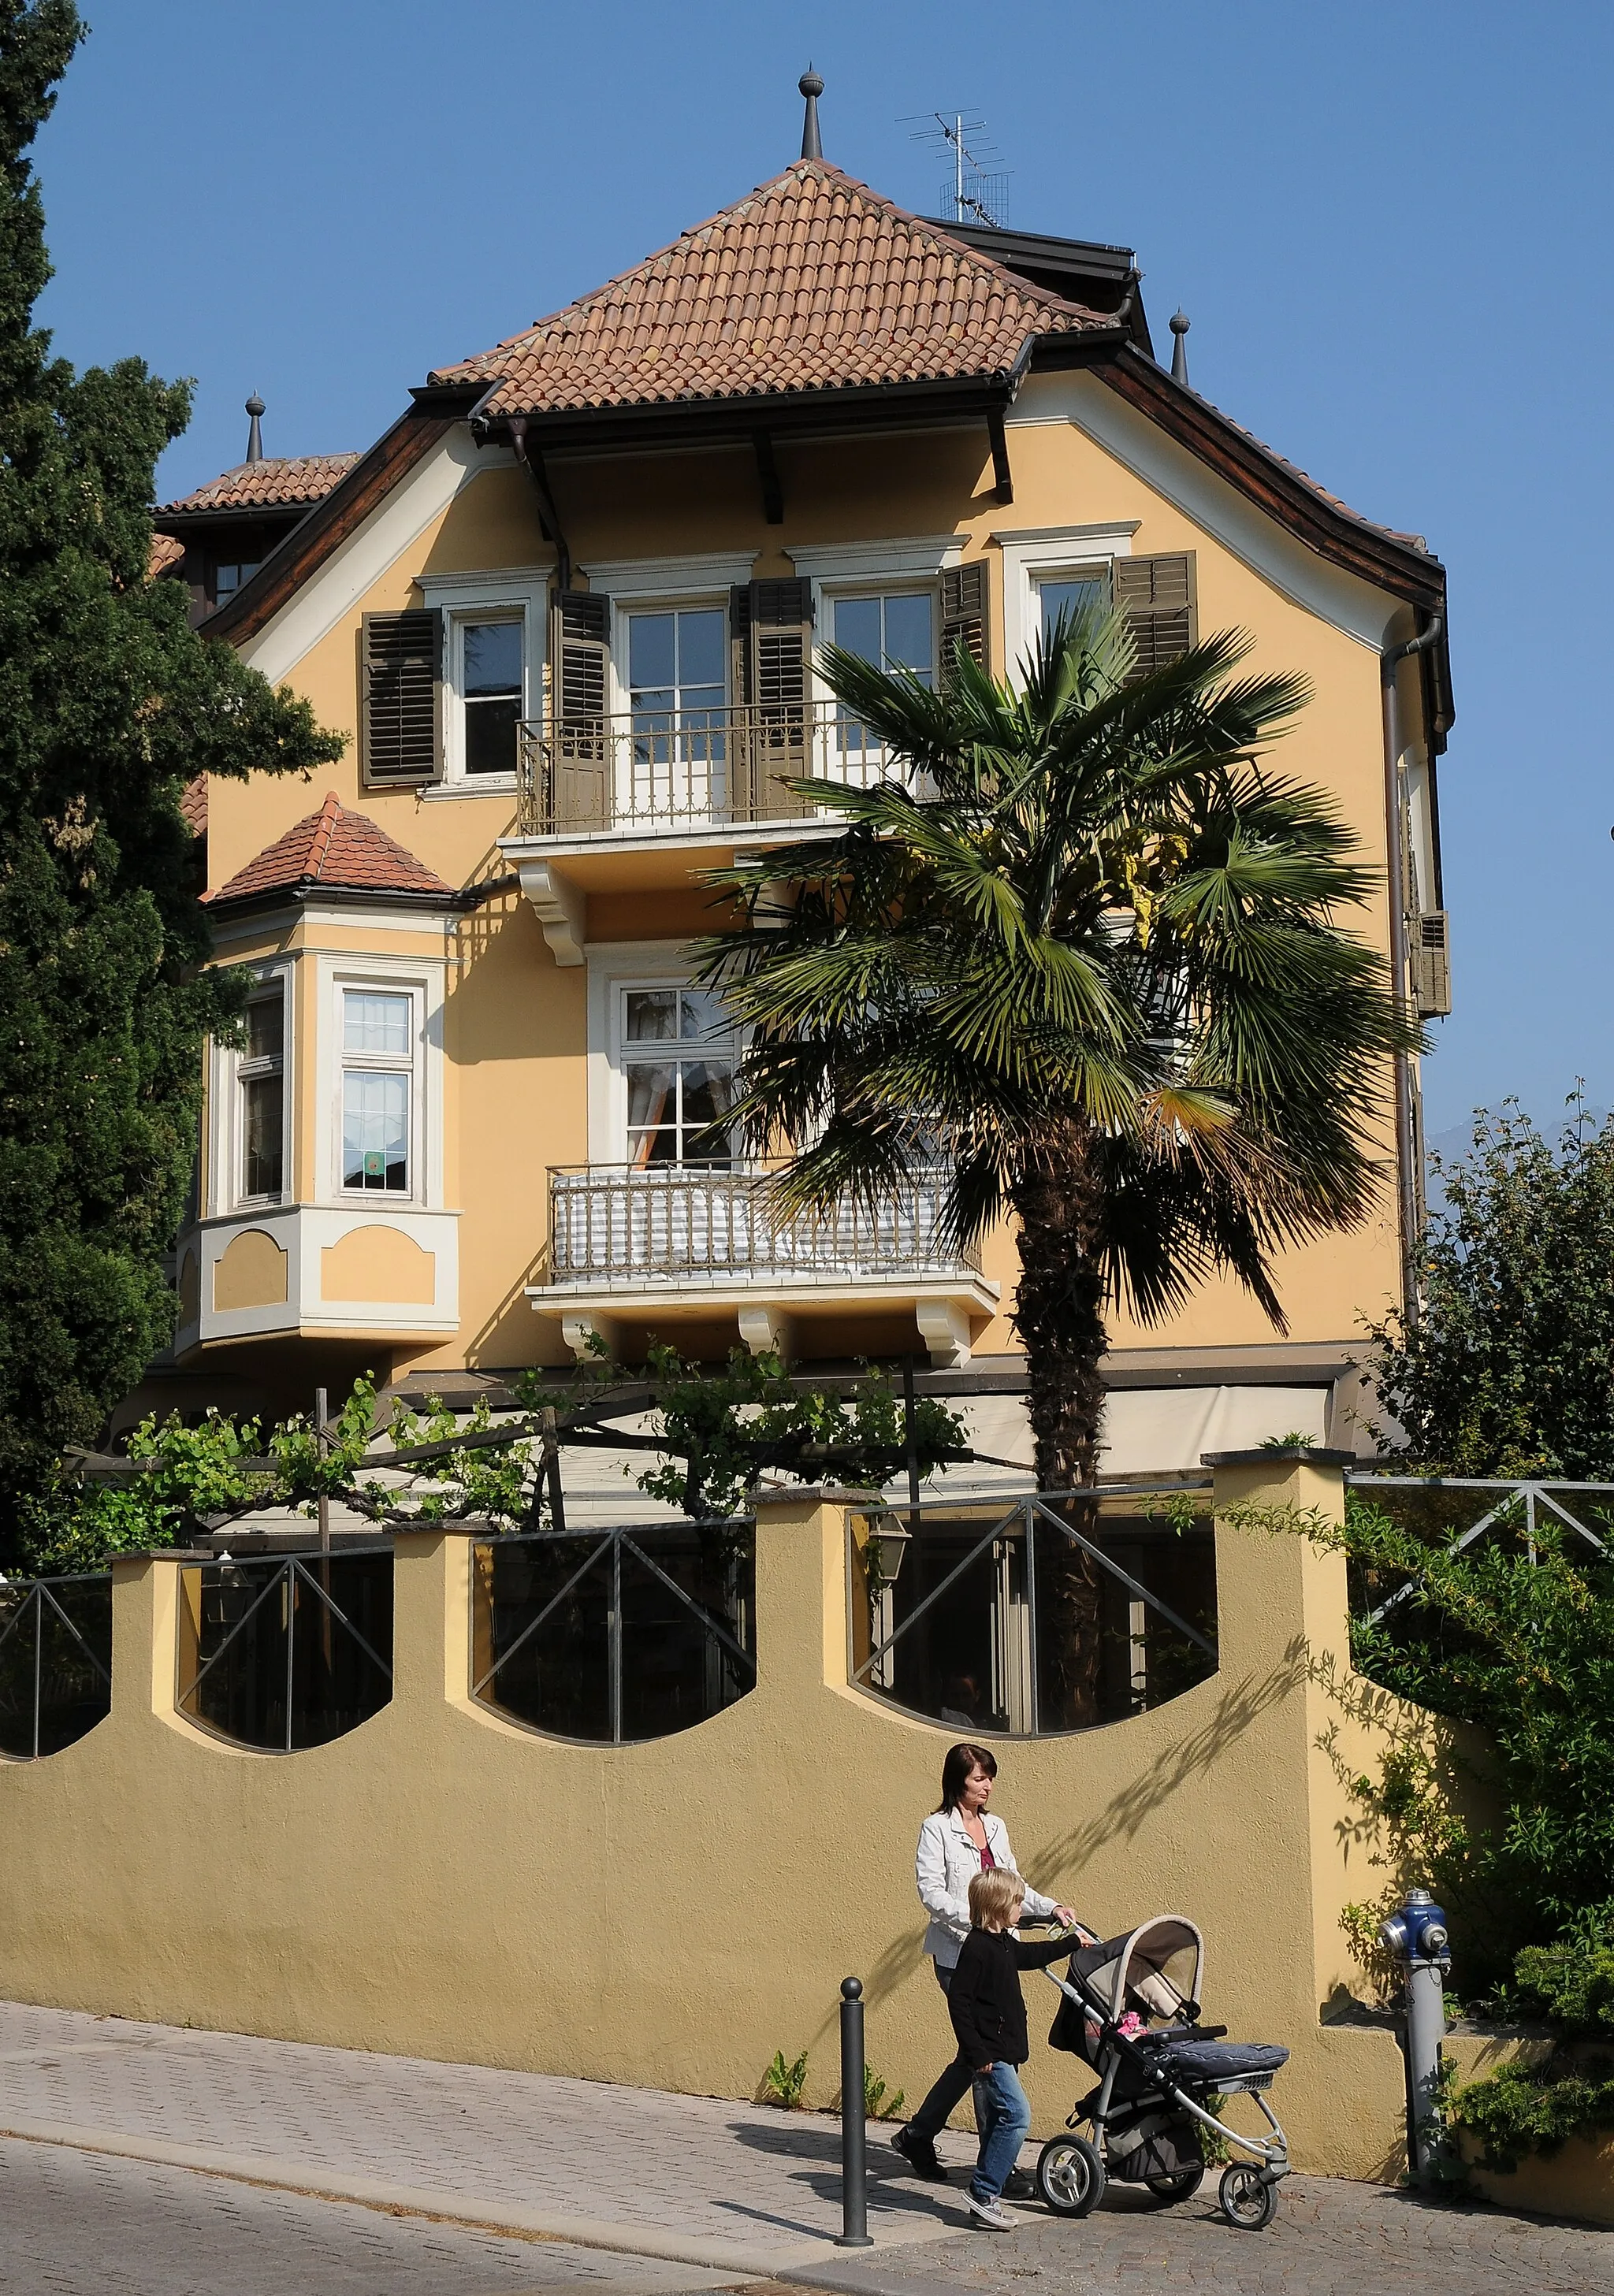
[0, 2, 342, 1552]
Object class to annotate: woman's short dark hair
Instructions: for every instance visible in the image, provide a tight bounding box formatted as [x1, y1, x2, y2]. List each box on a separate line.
[938, 1742, 999, 1812]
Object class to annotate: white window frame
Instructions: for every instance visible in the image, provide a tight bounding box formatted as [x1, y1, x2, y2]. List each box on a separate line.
[418, 567, 549, 794]
[992, 522, 1140, 674]
[585, 943, 744, 1168]
[210, 962, 293, 1216]
[610, 593, 733, 720]
[314, 956, 446, 1209]
[787, 537, 961, 715]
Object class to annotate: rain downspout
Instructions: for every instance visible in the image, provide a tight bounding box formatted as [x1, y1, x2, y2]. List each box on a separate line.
[506, 415, 571, 593]
[1381, 610, 1443, 1323]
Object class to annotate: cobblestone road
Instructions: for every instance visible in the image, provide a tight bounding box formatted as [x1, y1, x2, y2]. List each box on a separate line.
[0, 2134, 737, 2296]
[798, 2170, 1614, 2296]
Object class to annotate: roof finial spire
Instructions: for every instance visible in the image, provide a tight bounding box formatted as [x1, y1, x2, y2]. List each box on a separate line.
[244, 392, 266, 463]
[799, 67, 824, 161]
[1170, 311, 1190, 386]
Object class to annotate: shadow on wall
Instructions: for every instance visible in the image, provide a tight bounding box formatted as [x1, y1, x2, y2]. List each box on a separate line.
[1039, 1637, 1311, 1874]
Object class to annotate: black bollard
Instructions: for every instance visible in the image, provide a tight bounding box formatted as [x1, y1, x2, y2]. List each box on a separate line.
[835, 1976, 874, 2248]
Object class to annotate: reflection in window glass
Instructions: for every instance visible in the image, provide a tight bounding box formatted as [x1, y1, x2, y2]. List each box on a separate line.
[835, 593, 933, 763]
[462, 619, 523, 775]
[1039, 574, 1110, 650]
[214, 561, 261, 598]
[622, 987, 735, 1167]
[239, 988, 284, 1202]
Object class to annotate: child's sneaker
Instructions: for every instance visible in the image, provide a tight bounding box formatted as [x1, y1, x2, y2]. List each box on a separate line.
[968, 2192, 1016, 2230]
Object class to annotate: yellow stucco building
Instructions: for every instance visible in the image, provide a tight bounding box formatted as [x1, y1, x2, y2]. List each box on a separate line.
[141, 105, 1452, 1476]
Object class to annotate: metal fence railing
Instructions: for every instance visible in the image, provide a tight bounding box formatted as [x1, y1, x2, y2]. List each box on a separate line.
[518, 700, 906, 838]
[471, 1521, 756, 1744]
[548, 1165, 980, 1287]
[1344, 1473, 1614, 1624]
[177, 1551, 393, 1753]
[846, 1488, 1218, 1737]
[0, 1572, 113, 1759]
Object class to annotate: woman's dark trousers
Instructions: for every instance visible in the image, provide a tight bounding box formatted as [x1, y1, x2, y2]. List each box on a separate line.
[906, 1963, 987, 2142]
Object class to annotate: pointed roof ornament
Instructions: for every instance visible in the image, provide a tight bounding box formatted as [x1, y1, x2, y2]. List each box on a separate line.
[799, 68, 824, 160]
[1170, 311, 1190, 385]
[244, 392, 266, 463]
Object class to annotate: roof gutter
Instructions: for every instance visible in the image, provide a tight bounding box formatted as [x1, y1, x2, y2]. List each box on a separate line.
[1382, 610, 1445, 1324]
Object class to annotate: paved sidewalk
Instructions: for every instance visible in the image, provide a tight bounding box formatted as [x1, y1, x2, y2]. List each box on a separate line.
[2, 2003, 1609, 2296]
[0, 2003, 964, 2275]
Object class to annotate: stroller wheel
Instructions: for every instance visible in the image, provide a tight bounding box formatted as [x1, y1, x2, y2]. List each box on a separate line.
[1141, 2165, 1205, 2205]
[1218, 2162, 1277, 2231]
[1036, 2134, 1106, 2217]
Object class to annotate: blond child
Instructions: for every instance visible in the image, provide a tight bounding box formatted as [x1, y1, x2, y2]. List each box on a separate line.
[946, 1867, 1075, 2227]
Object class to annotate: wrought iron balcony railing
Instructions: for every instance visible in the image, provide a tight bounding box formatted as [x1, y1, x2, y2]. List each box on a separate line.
[547, 1164, 980, 1286]
[516, 701, 906, 838]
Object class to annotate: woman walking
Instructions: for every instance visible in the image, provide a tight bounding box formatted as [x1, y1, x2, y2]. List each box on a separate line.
[892, 1743, 1088, 2186]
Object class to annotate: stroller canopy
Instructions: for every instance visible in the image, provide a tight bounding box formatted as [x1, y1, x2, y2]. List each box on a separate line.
[1071, 1915, 1204, 2023]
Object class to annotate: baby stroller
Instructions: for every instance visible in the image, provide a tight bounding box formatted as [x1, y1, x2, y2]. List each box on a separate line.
[1036, 1915, 1291, 2232]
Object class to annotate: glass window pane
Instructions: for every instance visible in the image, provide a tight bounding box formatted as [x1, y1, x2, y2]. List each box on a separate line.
[1039, 575, 1109, 645]
[628, 1128, 679, 1168]
[246, 994, 283, 1063]
[883, 593, 933, 674]
[624, 990, 679, 1043]
[463, 619, 522, 696]
[835, 596, 882, 663]
[675, 609, 725, 692]
[628, 612, 675, 694]
[678, 1061, 734, 1130]
[627, 1063, 676, 1131]
[243, 1074, 284, 1198]
[464, 694, 519, 775]
[343, 990, 411, 1056]
[342, 1070, 409, 1191]
[679, 990, 730, 1043]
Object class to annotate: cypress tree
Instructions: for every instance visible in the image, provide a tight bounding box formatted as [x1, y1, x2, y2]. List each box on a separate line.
[0, 2, 342, 1552]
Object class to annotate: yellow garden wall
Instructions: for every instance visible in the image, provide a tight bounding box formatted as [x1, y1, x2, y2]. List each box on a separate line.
[0, 1460, 1423, 2179]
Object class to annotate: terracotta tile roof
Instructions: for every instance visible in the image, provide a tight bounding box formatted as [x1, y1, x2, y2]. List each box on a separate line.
[430, 159, 1107, 418]
[148, 529, 186, 577]
[179, 775, 207, 836]
[160, 454, 361, 516]
[207, 793, 456, 906]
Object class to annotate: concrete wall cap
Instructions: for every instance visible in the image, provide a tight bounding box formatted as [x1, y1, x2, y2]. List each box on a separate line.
[1202, 1446, 1356, 1468]
[749, 1482, 884, 1507]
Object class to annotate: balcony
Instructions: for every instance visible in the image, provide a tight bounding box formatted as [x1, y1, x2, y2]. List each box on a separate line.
[514, 701, 904, 841]
[528, 1165, 999, 1368]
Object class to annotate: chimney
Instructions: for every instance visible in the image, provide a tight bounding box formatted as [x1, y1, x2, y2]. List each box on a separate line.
[799, 69, 824, 160]
[244, 392, 266, 463]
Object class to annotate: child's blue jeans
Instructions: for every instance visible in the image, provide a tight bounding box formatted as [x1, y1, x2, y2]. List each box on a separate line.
[971, 2062, 1032, 2203]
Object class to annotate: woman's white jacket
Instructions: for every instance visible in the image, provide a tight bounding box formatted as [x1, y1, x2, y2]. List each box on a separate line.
[915, 1807, 1058, 1968]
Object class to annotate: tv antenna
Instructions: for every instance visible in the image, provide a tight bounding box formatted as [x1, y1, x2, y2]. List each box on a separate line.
[902, 110, 1010, 228]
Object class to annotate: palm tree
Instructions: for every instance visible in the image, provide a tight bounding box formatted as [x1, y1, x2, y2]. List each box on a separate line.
[694, 604, 1420, 1496]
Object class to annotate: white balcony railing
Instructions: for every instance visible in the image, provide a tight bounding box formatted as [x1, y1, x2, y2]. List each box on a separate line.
[516, 702, 911, 838]
[547, 1165, 980, 1287]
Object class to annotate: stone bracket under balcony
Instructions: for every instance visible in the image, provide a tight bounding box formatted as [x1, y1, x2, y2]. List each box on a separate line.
[532, 1164, 998, 1368]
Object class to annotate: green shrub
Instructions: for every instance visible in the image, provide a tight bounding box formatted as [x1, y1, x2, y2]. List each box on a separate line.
[763, 2048, 809, 2108]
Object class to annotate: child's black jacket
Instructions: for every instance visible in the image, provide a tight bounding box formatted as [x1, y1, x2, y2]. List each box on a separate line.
[947, 1927, 1075, 2070]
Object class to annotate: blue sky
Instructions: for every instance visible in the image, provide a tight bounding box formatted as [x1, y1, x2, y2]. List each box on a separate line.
[28, 1, 1612, 1138]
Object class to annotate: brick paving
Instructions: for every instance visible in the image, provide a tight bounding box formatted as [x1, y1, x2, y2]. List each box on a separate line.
[1, 2002, 1609, 2294]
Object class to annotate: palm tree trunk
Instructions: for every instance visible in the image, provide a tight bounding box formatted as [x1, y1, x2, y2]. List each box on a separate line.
[1010, 1123, 1110, 1726]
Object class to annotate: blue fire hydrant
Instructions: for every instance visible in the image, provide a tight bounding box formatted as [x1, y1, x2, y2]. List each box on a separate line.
[1380, 1887, 1452, 2179]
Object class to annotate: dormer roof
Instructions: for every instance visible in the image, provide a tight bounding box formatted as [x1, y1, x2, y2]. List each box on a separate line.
[429, 159, 1110, 418]
[206, 793, 456, 909]
[160, 454, 361, 518]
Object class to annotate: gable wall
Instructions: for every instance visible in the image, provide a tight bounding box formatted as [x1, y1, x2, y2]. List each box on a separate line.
[199, 391, 1411, 1384]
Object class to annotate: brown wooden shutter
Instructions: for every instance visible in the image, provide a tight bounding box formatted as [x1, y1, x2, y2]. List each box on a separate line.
[730, 578, 813, 821]
[939, 560, 988, 684]
[362, 609, 441, 786]
[1114, 553, 1197, 680]
[547, 589, 612, 831]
